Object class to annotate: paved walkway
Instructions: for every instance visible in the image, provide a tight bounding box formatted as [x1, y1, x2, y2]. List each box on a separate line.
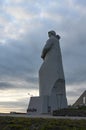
[0, 113, 86, 120]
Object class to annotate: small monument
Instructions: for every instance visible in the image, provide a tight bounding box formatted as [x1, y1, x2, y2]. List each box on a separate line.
[27, 30, 68, 114]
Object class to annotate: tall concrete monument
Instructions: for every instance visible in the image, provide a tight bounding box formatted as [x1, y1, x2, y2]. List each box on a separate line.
[27, 30, 68, 114]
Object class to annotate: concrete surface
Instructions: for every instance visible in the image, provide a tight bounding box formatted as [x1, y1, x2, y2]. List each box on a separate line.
[0, 113, 86, 120]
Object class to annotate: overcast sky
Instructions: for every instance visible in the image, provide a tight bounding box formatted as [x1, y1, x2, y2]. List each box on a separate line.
[0, 0, 86, 113]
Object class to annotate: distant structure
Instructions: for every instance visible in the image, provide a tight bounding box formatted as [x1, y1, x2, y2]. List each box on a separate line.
[27, 30, 68, 114]
[73, 90, 86, 107]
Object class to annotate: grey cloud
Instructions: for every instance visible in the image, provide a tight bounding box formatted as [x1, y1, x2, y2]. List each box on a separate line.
[0, 0, 5, 7]
[25, 76, 38, 84]
[75, 0, 86, 6]
[0, 100, 28, 112]
[0, 82, 13, 89]
[0, 39, 39, 75]
[63, 39, 86, 85]
[67, 91, 80, 97]
[0, 100, 27, 108]
[67, 86, 86, 102]
[0, 78, 38, 90]
[0, 32, 41, 90]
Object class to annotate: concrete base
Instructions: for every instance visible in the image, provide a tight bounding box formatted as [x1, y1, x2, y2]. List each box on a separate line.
[27, 96, 42, 115]
[27, 96, 49, 115]
[27, 94, 67, 115]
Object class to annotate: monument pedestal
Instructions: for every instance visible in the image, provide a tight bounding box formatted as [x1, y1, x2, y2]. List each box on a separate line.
[27, 93, 67, 114]
[27, 96, 48, 114]
[27, 96, 42, 114]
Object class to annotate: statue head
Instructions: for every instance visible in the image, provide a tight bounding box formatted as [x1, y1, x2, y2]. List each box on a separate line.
[48, 30, 56, 37]
[56, 34, 61, 40]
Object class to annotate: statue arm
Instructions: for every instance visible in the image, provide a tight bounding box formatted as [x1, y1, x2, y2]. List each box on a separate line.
[41, 48, 48, 59]
[41, 39, 53, 59]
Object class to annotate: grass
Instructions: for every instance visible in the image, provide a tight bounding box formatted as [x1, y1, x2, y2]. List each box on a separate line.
[0, 116, 86, 130]
[53, 107, 86, 117]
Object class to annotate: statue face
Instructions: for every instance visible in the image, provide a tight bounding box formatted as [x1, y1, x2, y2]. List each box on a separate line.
[48, 33, 52, 38]
[48, 31, 56, 37]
